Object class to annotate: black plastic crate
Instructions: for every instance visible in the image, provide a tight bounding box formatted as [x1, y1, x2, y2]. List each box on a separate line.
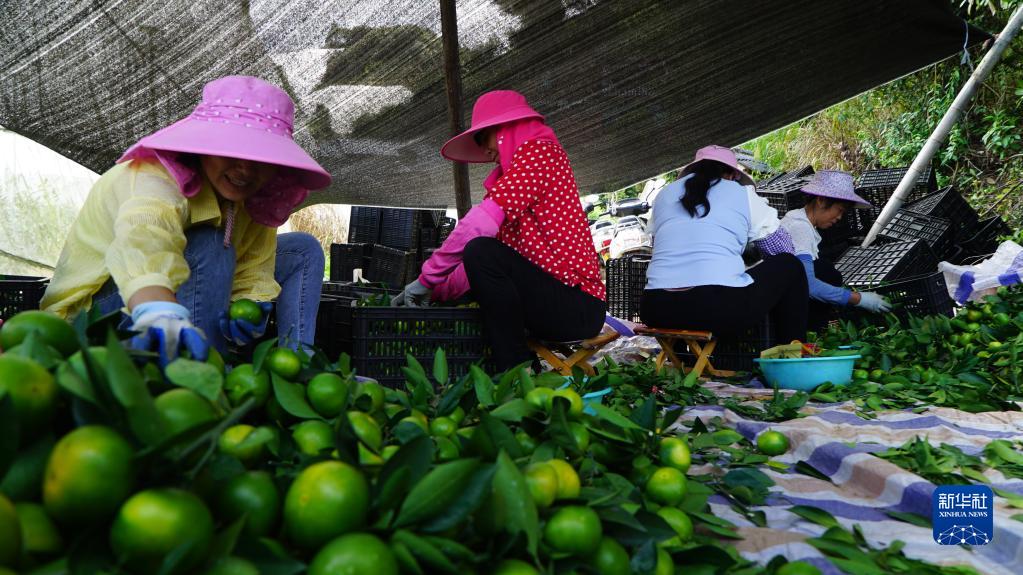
[379, 209, 428, 251]
[318, 282, 401, 359]
[329, 243, 371, 282]
[606, 255, 650, 322]
[0, 275, 48, 321]
[877, 210, 954, 260]
[835, 239, 938, 288]
[676, 317, 774, 373]
[758, 165, 815, 188]
[961, 216, 1011, 257]
[904, 186, 979, 240]
[855, 166, 937, 228]
[757, 177, 811, 215]
[437, 217, 456, 244]
[351, 307, 491, 388]
[367, 245, 418, 288]
[349, 207, 382, 244]
[419, 227, 439, 251]
[838, 272, 953, 325]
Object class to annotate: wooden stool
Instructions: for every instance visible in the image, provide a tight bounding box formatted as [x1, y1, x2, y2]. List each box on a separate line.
[527, 331, 621, 376]
[633, 326, 735, 379]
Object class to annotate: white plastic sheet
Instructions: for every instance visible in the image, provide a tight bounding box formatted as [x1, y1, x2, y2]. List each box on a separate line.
[939, 241, 1023, 304]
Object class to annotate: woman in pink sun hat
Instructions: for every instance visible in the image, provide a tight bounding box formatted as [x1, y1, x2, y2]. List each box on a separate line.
[392, 90, 606, 371]
[780, 170, 891, 330]
[41, 76, 331, 364]
[640, 145, 811, 344]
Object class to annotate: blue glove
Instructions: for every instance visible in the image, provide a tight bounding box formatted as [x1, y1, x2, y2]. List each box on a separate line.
[129, 301, 209, 366]
[219, 301, 273, 346]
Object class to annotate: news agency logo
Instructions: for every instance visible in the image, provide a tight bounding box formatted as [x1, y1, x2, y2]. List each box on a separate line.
[932, 485, 993, 546]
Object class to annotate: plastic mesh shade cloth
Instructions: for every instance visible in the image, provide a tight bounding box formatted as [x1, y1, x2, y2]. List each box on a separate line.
[0, 1, 983, 208]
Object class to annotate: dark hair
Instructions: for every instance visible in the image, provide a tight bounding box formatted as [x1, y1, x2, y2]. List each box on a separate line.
[803, 194, 850, 209]
[681, 160, 731, 218]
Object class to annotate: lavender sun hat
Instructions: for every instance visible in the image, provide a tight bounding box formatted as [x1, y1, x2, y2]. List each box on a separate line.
[800, 170, 872, 209]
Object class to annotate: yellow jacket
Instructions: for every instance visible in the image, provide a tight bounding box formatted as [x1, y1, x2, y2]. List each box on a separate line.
[41, 159, 280, 319]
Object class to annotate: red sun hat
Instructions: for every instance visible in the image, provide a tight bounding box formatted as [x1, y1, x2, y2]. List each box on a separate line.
[440, 90, 544, 163]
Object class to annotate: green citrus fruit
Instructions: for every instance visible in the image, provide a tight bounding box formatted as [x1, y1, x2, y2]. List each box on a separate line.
[0, 433, 55, 502]
[449, 406, 466, 425]
[546, 459, 581, 499]
[525, 387, 554, 411]
[0, 494, 20, 567]
[0, 310, 78, 357]
[870, 369, 885, 381]
[659, 437, 691, 473]
[307, 373, 348, 417]
[756, 430, 790, 456]
[430, 416, 457, 438]
[381, 445, 400, 461]
[568, 422, 590, 451]
[284, 461, 369, 550]
[224, 364, 271, 407]
[589, 536, 630, 575]
[655, 547, 674, 575]
[524, 463, 559, 509]
[43, 425, 134, 525]
[966, 309, 983, 322]
[0, 354, 58, 438]
[109, 488, 214, 575]
[292, 420, 335, 457]
[552, 388, 584, 418]
[399, 416, 429, 433]
[15, 502, 62, 556]
[645, 467, 687, 506]
[308, 533, 398, 575]
[852, 369, 869, 381]
[543, 505, 602, 556]
[155, 388, 218, 437]
[216, 470, 280, 537]
[203, 556, 260, 575]
[358, 443, 385, 466]
[354, 381, 385, 413]
[434, 437, 460, 461]
[218, 425, 268, 465]
[515, 430, 537, 454]
[656, 507, 693, 546]
[492, 559, 539, 575]
[266, 347, 302, 379]
[229, 299, 263, 324]
[347, 411, 382, 451]
[777, 561, 823, 575]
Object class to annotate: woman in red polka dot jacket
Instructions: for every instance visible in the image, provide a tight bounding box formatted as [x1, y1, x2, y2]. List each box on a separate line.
[392, 90, 606, 370]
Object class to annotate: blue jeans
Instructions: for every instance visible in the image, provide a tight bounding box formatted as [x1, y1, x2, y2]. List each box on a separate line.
[92, 226, 324, 353]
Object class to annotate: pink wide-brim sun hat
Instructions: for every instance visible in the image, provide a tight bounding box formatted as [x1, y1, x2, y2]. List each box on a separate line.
[679, 145, 756, 188]
[441, 90, 543, 163]
[118, 76, 331, 191]
[800, 170, 872, 209]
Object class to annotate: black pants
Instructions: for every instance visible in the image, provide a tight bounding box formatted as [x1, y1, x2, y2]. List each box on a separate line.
[463, 237, 607, 370]
[640, 253, 809, 344]
[808, 259, 843, 333]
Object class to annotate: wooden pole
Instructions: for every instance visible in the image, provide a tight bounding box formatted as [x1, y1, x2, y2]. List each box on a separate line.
[863, 5, 1023, 246]
[440, 0, 472, 218]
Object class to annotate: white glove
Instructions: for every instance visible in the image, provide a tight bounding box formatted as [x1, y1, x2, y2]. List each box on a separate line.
[855, 292, 892, 313]
[129, 301, 209, 365]
[390, 280, 433, 307]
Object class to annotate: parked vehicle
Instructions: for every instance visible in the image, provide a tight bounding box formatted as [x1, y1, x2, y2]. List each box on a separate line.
[608, 217, 652, 259]
[590, 219, 615, 259]
[608, 197, 649, 217]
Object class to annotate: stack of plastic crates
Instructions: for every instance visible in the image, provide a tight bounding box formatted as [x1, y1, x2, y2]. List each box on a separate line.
[378, 209, 445, 252]
[756, 165, 814, 189]
[835, 239, 938, 289]
[877, 210, 954, 261]
[329, 243, 371, 282]
[606, 255, 650, 322]
[0, 275, 48, 321]
[352, 307, 491, 388]
[348, 207, 382, 244]
[854, 166, 938, 230]
[960, 216, 1011, 259]
[317, 282, 398, 360]
[367, 245, 418, 288]
[838, 271, 953, 325]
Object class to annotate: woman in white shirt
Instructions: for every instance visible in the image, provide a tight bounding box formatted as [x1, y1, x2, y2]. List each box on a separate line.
[780, 171, 891, 330]
[641, 146, 809, 344]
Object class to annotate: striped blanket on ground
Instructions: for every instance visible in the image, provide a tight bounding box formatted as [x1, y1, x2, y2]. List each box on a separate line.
[671, 383, 1023, 575]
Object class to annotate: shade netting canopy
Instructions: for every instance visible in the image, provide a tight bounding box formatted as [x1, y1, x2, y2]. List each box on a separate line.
[0, 0, 985, 208]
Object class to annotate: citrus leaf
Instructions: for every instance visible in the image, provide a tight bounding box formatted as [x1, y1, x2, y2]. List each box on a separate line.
[0, 395, 18, 479]
[589, 403, 645, 432]
[494, 450, 539, 557]
[206, 516, 247, 561]
[375, 436, 434, 514]
[165, 358, 223, 403]
[478, 412, 523, 459]
[630, 395, 657, 430]
[406, 354, 428, 380]
[390, 540, 425, 575]
[489, 399, 533, 422]
[885, 511, 931, 528]
[789, 505, 840, 528]
[433, 348, 448, 385]
[419, 463, 496, 533]
[518, 367, 535, 394]
[270, 373, 320, 419]
[391, 530, 458, 574]
[394, 458, 480, 528]
[104, 329, 163, 445]
[472, 365, 495, 407]
[629, 540, 657, 574]
[55, 361, 98, 404]
[251, 337, 278, 375]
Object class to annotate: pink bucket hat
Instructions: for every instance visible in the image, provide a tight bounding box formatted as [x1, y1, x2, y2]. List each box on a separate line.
[441, 90, 544, 163]
[118, 76, 331, 226]
[679, 145, 755, 187]
[800, 170, 872, 209]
